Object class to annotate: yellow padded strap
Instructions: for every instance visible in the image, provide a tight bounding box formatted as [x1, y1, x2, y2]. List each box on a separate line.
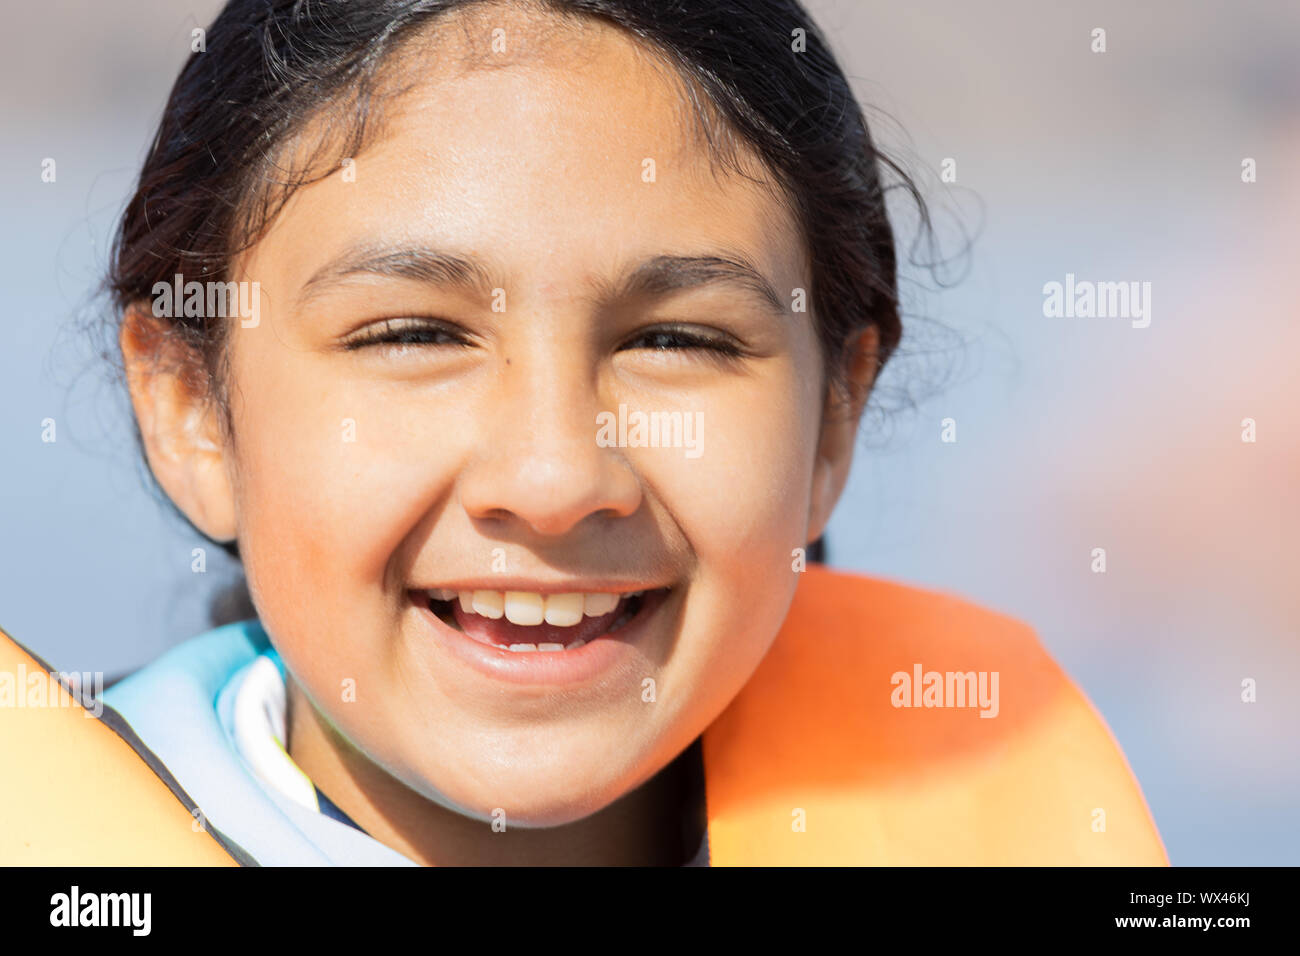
[0, 626, 242, 866]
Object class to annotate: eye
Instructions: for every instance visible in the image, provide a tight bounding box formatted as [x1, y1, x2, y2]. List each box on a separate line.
[341, 317, 473, 351]
[619, 325, 744, 359]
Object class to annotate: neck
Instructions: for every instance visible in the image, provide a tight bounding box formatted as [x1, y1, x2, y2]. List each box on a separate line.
[284, 678, 705, 866]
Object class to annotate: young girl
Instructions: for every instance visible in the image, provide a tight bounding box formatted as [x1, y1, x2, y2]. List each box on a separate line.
[2, 0, 1166, 866]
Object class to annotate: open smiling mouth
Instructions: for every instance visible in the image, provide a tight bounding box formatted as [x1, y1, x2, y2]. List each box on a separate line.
[417, 588, 672, 653]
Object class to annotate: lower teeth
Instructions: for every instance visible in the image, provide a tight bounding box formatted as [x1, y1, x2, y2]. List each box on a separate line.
[501, 640, 583, 653]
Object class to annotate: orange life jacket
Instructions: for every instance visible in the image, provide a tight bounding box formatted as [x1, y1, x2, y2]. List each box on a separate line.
[0, 565, 1168, 865]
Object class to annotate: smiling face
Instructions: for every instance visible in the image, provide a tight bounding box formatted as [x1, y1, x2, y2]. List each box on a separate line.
[125, 5, 873, 843]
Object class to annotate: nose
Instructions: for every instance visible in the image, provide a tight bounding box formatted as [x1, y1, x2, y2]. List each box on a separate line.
[457, 349, 642, 538]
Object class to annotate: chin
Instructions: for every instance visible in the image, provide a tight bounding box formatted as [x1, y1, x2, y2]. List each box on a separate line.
[397, 740, 648, 829]
[423, 771, 628, 829]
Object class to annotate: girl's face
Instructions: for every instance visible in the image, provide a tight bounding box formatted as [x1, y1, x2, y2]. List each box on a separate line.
[137, 9, 869, 827]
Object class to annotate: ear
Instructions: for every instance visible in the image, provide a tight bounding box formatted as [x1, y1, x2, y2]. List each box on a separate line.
[120, 306, 238, 543]
[807, 324, 880, 544]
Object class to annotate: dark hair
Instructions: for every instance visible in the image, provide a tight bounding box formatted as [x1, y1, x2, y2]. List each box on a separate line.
[109, 0, 930, 569]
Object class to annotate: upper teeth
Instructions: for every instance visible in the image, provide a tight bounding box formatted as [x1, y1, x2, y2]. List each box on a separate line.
[427, 589, 642, 627]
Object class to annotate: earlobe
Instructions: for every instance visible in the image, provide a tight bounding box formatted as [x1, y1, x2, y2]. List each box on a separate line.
[120, 307, 238, 543]
[806, 325, 881, 544]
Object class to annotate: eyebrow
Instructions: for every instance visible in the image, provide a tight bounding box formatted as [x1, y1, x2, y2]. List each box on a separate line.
[295, 243, 787, 317]
[615, 254, 787, 317]
[297, 245, 500, 308]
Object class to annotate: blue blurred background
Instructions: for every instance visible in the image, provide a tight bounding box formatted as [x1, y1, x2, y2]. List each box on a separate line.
[2, 0, 1296, 863]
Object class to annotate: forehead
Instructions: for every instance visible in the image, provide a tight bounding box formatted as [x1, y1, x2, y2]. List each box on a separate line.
[244, 3, 807, 298]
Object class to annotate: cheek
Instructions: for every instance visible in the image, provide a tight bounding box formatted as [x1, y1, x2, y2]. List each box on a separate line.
[233, 388, 389, 593]
[225, 348, 463, 671]
[641, 364, 820, 569]
[632, 363, 821, 686]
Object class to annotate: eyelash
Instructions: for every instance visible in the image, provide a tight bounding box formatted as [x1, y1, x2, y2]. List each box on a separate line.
[618, 326, 744, 358]
[342, 318, 471, 350]
[343, 319, 745, 358]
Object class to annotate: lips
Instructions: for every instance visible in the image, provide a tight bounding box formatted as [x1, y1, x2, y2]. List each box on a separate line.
[420, 588, 666, 652]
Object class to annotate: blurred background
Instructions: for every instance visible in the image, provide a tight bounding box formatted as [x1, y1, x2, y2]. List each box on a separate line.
[1, 0, 1296, 863]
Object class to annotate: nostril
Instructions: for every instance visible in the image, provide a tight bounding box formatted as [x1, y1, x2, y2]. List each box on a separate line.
[456, 434, 643, 537]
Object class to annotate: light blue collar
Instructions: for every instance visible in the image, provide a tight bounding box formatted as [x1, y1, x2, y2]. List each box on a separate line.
[105, 618, 709, 866]
[103, 620, 416, 866]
